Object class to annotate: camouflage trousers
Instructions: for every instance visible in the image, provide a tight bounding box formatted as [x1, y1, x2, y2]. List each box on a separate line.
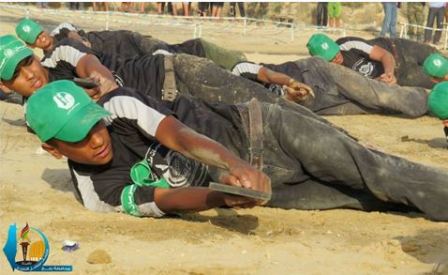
[407, 3, 425, 39]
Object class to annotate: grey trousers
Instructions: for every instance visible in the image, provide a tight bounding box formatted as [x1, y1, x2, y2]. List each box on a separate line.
[259, 100, 448, 221]
[295, 58, 429, 117]
[173, 54, 428, 117]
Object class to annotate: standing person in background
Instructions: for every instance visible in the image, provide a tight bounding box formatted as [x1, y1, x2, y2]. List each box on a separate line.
[229, 2, 245, 18]
[211, 2, 224, 17]
[328, 2, 342, 28]
[316, 2, 328, 28]
[247, 2, 269, 19]
[197, 2, 210, 16]
[181, 2, 191, 16]
[380, 2, 398, 38]
[156, 2, 166, 15]
[424, 2, 446, 46]
[93, 2, 109, 12]
[406, 2, 425, 42]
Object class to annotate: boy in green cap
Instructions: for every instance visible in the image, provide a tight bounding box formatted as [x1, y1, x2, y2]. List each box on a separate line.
[307, 33, 440, 88]
[16, 18, 246, 70]
[423, 53, 448, 83]
[1, 34, 310, 106]
[2, 33, 435, 217]
[24, 76, 448, 221]
[231, 57, 428, 117]
[26, 80, 269, 215]
[16, 18, 55, 53]
[0, 34, 427, 119]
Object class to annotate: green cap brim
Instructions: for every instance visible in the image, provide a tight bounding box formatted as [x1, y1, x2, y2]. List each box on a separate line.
[322, 46, 340, 61]
[0, 47, 33, 81]
[52, 103, 110, 142]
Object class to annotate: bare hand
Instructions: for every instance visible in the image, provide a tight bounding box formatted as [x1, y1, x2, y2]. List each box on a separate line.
[378, 72, 397, 85]
[223, 194, 258, 208]
[283, 79, 315, 102]
[219, 162, 272, 205]
[87, 71, 119, 99]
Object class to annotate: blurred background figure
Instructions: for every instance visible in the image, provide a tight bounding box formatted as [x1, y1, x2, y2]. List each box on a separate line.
[229, 2, 245, 18]
[197, 2, 210, 16]
[93, 2, 109, 12]
[211, 2, 224, 17]
[68, 2, 82, 10]
[316, 2, 328, 28]
[424, 2, 446, 45]
[156, 2, 166, 14]
[247, 2, 269, 19]
[120, 2, 132, 12]
[406, 2, 425, 42]
[328, 2, 342, 28]
[181, 2, 191, 16]
[36, 2, 49, 8]
[379, 2, 398, 38]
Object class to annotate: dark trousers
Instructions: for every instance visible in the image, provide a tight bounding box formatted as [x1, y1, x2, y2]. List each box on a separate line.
[230, 2, 245, 17]
[316, 2, 328, 27]
[297, 57, 428, 117]
[172, 54, 447, 220]
[259, 100, 448, 221]
[390, 38, 438, 88]
[424, 7, 445, 44]
[172, 54, 428, 117]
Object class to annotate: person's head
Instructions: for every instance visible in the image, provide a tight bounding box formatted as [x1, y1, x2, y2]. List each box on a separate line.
[0, 35, 49, 97]
[423, 53, 448, 83]
[26, 80, 113, 165]
[306, 33, 343, 64]
[428, 81, 448, 127]
[16, 18, 53, 51]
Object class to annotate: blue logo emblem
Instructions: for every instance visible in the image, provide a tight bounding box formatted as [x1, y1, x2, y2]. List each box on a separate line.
[3, 223, 73, 272]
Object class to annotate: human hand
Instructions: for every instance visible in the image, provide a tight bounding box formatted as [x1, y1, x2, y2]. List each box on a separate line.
[86, 71, 119, 99]
[283, 79, 315, 102]
[219, 162, 272, 205]
[378, 72, 397, 85]
[222, 194, 258, 208]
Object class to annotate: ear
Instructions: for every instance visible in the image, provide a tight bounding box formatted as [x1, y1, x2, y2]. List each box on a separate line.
[0, 82, 13, 94]
[42, 143, 63, 159]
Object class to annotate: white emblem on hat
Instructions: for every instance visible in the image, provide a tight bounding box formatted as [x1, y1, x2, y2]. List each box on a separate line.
[4, 49, 14, 58]
[322, 42, 329, 50]
[434, 59, 442, 67]
[53, 92, 75, 110]
[23, 25, 31, 33]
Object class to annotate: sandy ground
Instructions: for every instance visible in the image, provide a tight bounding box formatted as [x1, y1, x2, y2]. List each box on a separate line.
[1, 4, 448, 275]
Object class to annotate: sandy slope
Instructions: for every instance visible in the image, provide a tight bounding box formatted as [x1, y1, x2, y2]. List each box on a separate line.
[1, 4, 448, 275]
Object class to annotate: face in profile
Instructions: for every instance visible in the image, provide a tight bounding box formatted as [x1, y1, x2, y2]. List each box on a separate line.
[0, 55, 49, 97]
[331, 52, 344, 65]
[31, 31, 53, 51]
[43, 121, 114, 166]
[430, 75, 448, 84]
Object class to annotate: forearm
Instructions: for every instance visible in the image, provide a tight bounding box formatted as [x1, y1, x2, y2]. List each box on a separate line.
[154, 187, 226, 213]
[157, 117, 245, 171]
[258, 67, 292, 86]
[174, 127, 245, 171]
[381, 55, 396, 75]
[76, 54, 117, 83]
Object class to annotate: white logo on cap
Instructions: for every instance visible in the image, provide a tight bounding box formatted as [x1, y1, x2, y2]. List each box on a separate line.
[322, 42, 329, 50]
[4, 49, 14, 58]
[23, 25, 31, 33]
[434, 59, 442, 67]
[53, 92, 75, 110]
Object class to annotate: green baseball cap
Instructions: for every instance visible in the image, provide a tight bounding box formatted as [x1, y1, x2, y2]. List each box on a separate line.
[306, 33, 341, 61]
[26, 80, 111, 143]
[0, 35, 33, 81]
[423, 53, 448, 78]
[16, 18, 43, 44]
[428, 81, 448, 119]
